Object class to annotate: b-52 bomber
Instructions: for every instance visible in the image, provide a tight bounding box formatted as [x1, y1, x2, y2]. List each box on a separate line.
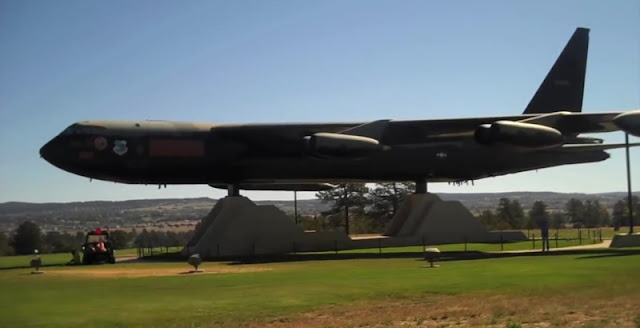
[41, 28, 640, 195]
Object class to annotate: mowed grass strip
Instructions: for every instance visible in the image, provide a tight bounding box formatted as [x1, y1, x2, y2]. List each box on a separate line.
[0, 248, 144, 269]
[305, 238, 605, 255]
[0, 237, 601, 270]
[0, 249, 639, 328]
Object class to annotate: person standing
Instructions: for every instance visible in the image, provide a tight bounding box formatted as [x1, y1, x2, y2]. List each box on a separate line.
[540, 219, 550, 252]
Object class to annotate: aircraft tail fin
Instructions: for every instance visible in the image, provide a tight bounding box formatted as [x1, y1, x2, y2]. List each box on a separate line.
[523, 27, 589, 114]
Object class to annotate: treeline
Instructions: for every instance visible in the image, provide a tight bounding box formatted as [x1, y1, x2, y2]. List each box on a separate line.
[1, 185, 638, 255]
[309, 183, 640, 234]
[0, 221, 193, 256]
[478, 197, 638, 230]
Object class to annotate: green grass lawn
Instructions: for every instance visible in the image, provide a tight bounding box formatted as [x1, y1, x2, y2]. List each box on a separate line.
[1, 248, 639, 328]
[0, 239, 604, 270]
[307, 237, 603, 255]
[0, 248, 142, 269]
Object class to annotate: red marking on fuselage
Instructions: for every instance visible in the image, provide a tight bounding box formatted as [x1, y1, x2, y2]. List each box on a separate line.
[149, 139, 204, 157]
[78, 151, 94, 159]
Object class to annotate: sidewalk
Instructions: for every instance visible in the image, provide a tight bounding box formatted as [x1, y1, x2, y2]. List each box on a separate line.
[496, 239, 611, 254]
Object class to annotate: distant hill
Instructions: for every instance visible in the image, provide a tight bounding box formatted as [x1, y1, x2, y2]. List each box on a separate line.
[0, 191, 637, 233]
[437, 191, 639, 213]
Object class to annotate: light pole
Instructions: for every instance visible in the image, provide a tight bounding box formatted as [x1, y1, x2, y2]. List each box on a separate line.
[294, 191, 298, 225]
[625, 133, 634, 234]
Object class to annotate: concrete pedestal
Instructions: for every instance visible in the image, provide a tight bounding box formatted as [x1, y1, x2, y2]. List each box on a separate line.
[610, 233, 640, 248]
[183, 194, 526, 258]
[384, 193, 525, 243]
[183, 197, 349, 257]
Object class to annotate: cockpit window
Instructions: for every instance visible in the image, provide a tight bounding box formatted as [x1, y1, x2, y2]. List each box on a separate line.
[60, 124, 107, 136]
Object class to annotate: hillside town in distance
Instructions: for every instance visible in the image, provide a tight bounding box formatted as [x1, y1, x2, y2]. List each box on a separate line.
[1, 190, 638, 235]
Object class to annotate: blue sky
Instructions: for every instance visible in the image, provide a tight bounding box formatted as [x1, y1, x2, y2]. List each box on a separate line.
[1, 0, 638, 203]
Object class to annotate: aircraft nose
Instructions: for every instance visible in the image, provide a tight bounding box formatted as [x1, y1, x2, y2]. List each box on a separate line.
[40, 137, 61, 164]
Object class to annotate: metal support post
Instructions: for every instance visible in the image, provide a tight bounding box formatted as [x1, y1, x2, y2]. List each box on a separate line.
[294, 191, 298, 225]
[625, 133, 634, 234]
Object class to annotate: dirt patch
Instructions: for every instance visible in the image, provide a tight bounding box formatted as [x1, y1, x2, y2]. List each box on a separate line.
[245, 293, 640, 328]
[50, 265, 271, 278]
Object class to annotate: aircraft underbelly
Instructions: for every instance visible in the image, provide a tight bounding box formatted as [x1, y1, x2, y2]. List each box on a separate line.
[68, 138, 609, 185]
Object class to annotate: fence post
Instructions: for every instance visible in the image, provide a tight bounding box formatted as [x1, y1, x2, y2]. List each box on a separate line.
[500, 233, 504, 251]
[464, 236, 467, 252]
[579, 229, 582, 245]
[555, 233, 558, 248]
[532, 233, 536, 249]
[378, 238, 381, 255]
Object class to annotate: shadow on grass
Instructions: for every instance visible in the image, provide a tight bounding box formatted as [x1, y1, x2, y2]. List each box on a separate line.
[573, 249, 640, 260]
[0, 262, 73, 271]
[8, 249, 634, 270]
[0, 255, 170, 270]
[222, 248, 640, 265]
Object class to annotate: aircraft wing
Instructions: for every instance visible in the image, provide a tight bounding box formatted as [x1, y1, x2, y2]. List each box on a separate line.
[385, 110, 640, 144]
[518, 111, 620, 134]
[209, 183, 336, 192]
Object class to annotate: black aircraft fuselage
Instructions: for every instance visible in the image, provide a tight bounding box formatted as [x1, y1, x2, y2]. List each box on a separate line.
[39, 119, 610, 186]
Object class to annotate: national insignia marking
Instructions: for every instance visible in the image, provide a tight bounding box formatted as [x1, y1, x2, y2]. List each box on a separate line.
[113, 140, 128, 156]
[93, 137, 108, 151]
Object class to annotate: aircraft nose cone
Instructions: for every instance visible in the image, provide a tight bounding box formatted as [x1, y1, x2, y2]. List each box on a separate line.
[40, 138, 60, 164]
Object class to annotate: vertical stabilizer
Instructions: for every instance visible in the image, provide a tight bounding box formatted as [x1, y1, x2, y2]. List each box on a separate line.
[523, 28, 589, 114]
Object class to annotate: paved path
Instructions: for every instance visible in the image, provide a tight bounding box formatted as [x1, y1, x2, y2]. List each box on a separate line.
[115, 255, 141, 263]
[496, 239, 611, 254]
[553, 239, 611, 250]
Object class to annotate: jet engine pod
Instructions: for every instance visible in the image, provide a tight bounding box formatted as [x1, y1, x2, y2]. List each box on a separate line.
[474, 121, 564, 151]
[613, 110, 640, 137]
[305, 133, 386, 159]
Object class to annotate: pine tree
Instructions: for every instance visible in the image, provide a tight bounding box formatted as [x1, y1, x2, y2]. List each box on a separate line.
[496, 198, 525, 229]
[529, 201, 550, 228]
[0, 225, 11, 256]
[612, 200, 627, 231]
[316, 183, 369, 235]
[10, 221, 43, 255]
[367, 182, 415, 231]
[565, 198, 585, 227]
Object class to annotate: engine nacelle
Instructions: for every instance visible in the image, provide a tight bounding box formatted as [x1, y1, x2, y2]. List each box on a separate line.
[613, 110, 640, 137]
[474, 121, 563, 150]
[304, 133, 385, 158]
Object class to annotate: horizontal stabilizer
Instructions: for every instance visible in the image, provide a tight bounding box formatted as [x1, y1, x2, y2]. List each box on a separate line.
[558, 143, 640, 152]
